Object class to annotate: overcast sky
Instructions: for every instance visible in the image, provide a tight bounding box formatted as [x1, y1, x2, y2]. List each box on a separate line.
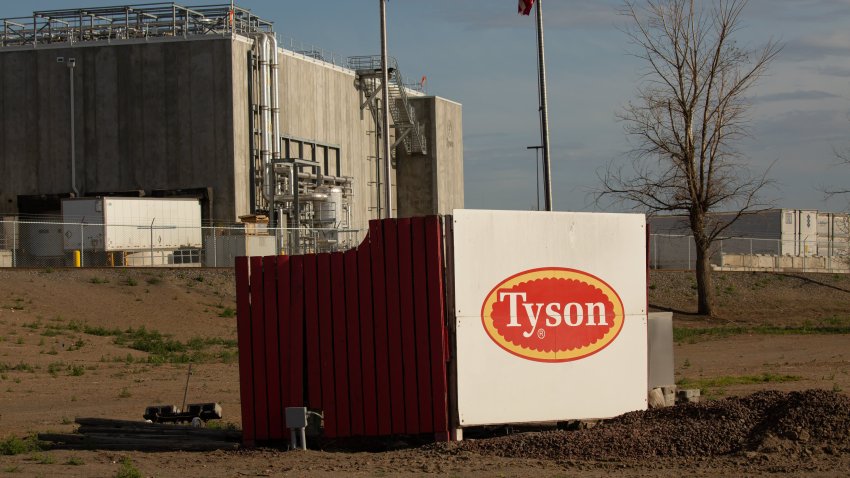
[8, 0, 850, 212]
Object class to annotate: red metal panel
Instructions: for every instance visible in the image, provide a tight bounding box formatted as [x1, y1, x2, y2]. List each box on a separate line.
[397, 218, 420, 434]
[235, 257, 255, 446]
[368, 220, 392, 435]
[344, 249, 365, 436]
[425, 217, 449, 434]
[249, 256, 269, 441]
[357, 236, 379, 436]
[383, 219, 406, 434]
[263, 256, 283, 440]
[317, 253, 337, 437]
[276, 256, 292, 426]
[288, 255, 305, 408]
[331, 252, 351, 437]
[304, 254, 322, 409]
[411, 217, 434, 433]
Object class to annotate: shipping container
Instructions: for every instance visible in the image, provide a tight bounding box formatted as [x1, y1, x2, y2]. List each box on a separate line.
[61, 198, 202, 252]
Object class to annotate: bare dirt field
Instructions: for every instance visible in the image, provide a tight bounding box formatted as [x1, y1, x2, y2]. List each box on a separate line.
[0, 268, 849, 477]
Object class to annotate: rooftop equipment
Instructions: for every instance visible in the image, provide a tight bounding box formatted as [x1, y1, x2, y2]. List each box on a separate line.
[1, 3, 272, 48]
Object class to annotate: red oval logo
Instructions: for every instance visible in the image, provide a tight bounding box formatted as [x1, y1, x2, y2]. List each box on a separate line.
[480, 267, 625, 362]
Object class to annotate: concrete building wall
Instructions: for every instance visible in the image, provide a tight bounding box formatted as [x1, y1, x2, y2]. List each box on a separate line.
[278, 49, 381, 234]
[1, 34, 464, 232]
[397, 96, 464, 218]
[0, 37, 241, 222]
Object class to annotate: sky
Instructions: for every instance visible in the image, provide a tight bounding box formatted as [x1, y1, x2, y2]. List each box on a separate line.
[6, 0, 850, 213]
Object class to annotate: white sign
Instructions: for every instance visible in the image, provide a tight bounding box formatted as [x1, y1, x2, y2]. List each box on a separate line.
[451, 209, 647, 426]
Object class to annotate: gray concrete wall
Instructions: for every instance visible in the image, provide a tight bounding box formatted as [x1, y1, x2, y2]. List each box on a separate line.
[0, 37, 240, 222]
[0, 36, 464, 231]
[397, 96, 464, 217]
[278, 49, 383, 233]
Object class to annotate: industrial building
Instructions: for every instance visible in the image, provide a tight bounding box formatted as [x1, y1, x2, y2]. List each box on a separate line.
[0, 3, 463, 263]
[649, 209, 850, 272]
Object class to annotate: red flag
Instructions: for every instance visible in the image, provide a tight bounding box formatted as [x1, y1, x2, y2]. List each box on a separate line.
[518, 0, 534, 15]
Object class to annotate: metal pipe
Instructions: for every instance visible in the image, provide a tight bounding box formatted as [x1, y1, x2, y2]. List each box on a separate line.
[68, 59, 79, 197]
[535, 0, 553, 211]
[268, 32, 281, 234]
[379, 0, 393, 218]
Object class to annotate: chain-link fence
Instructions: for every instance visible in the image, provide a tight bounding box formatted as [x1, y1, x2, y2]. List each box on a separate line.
[0, 218, 363, 268]
[649, 234, 850, 272]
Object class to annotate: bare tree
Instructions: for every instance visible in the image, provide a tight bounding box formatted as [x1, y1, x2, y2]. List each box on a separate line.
[599, 0, 781, 316]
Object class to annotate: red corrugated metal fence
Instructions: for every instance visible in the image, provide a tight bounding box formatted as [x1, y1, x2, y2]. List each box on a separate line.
[235, 217, 449, 446]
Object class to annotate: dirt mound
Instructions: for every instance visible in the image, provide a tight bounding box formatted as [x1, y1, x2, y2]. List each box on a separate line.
[445, 390, 850, 461]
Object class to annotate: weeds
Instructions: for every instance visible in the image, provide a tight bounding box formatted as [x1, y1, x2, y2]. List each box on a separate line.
[218, 307, 236, 318]
[89, 277, 109, 284]
[115, 457, 142, 478]
[31, 452, 55, 464]
[0, 362, 35, 373]
[677, 373, 800, 391]
[674, 320, 850, 344]
[125, 278, 138, 287]
[65, 456, 85, 466]
[0, 435, 43, 455]
[118, 387, 132, 398]
[145, 277, 162, 285]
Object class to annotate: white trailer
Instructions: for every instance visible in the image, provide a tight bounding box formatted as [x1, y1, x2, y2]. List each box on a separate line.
[61, 198, 202, 252]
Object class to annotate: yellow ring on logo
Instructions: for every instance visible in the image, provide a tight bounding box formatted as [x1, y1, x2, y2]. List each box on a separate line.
[481, 268, 625, 362]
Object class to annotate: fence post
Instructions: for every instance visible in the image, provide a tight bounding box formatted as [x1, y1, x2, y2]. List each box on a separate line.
[688, 236, 692, 270]
[80, 222, 85, 268]
[12, 219, 17, 267]
[653, 235, 657, 269]
[213, 226, 218, 268]
[149, 218, 155, 267]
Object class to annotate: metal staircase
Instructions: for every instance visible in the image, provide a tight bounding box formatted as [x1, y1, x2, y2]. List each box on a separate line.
[349, 55, 427, 156]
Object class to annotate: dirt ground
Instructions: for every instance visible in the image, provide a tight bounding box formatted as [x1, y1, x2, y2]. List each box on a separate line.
[0, 268, 848, 477]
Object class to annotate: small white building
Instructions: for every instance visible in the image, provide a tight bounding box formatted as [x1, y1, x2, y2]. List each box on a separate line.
[648, 209, 850, 272]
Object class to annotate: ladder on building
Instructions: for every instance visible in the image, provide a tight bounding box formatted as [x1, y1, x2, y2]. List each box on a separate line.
[349, 55, 427, 156]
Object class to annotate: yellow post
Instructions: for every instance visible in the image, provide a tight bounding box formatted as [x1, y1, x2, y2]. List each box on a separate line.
[73, 250, 81, 268]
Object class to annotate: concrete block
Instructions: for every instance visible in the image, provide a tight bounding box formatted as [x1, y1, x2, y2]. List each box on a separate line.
[648, 388, 666, 409]
[676, 388, 701, 404]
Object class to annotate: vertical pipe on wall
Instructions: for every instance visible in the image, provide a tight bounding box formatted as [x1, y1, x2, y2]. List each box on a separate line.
[379, 0, 393, 219]
[68, 60, 79, 197]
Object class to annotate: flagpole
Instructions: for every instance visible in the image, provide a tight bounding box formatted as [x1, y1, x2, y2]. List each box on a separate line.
[535, 0, 553, 211]
[380, 0, 393, 219]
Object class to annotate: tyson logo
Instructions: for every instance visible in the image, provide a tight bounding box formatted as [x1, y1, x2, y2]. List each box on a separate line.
[480, 267, 624, 362]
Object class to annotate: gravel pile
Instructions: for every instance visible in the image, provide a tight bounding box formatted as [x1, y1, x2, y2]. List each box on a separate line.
[444, 390, 850, 461]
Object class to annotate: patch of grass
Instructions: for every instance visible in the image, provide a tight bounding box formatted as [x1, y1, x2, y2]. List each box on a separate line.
[677, 373, 801, 391]
[115, 457, 142, 478]
[0, 362, 35, 373]
[193, 275, 204, 282]
[89, 277, 109, 284]
[205, 421, 239, 431]
[125, 277, 138, 287]
[0, 435, 43, 455]
[83, 325, 123, 337]
[47, 361, 66, 377]
[68, 364, 85, 377]
[3, 465, 21, 473]
[65, 456, 85, 466]
[145, 277, 162, 285]
[118, 387, 132, 398]
[31, 452, 55, 464]
[218, 307, 236, 318]
[674, 321, 850, 344]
